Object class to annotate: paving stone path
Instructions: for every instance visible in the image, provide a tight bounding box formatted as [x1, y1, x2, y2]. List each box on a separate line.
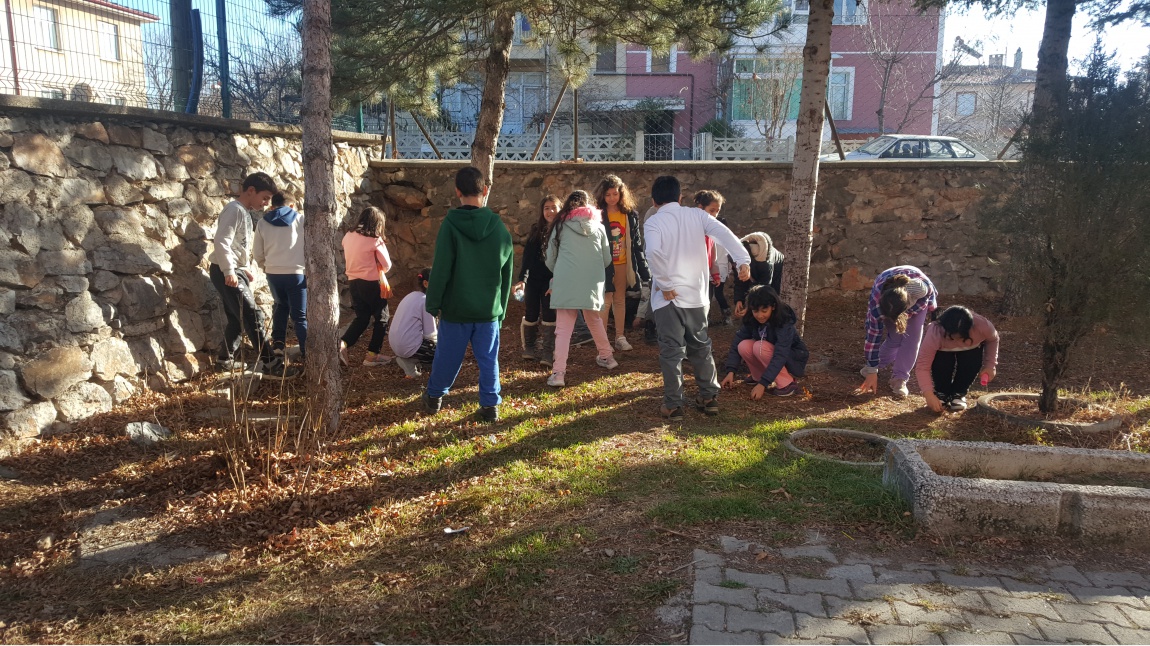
[680, 534, 1150, 645]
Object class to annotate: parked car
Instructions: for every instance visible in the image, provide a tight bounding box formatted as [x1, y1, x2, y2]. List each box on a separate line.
[823, 135, 990, 161]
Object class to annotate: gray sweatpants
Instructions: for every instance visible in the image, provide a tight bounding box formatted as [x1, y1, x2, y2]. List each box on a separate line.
[652, 303, 720, 410]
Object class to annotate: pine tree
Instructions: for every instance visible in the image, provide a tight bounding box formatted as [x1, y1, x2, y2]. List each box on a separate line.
[272, 0, 785, 182]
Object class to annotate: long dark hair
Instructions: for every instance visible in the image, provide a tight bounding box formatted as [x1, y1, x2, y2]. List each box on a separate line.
[529, 195, 561, 256]
[546, 190, 591, 255]
[936, 305, 974, 342]
[593, 174, 636, 214]
[742, 285, 796, 328]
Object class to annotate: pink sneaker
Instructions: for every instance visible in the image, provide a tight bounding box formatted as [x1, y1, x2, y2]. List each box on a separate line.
[363, 352, 393, 366]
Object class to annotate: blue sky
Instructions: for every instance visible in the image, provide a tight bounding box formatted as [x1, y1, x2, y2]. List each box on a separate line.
[944, 5, 1150, 73]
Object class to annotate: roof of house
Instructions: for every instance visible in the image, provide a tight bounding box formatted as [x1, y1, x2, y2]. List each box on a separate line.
[68, 0, 160, 23]
[945, 64, 1037, 85]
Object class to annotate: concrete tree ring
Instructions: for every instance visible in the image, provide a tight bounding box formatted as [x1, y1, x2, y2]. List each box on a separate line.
[784, 428, 889, 468]
[974, 392, 1123, 433]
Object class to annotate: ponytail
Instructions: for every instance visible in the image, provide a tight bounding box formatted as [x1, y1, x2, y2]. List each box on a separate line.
[879, 275, 913, 334]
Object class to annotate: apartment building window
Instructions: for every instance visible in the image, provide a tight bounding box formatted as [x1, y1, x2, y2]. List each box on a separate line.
[956, 92, 976, 117]
[648, 46, 675, 73]
[41, 88, 65, 99]
[731, 57, 802, 123]
[790, 0, 866, 24]
[33, 6, 60, 50]
[99, 21, 120, 61]
[732, 60, 852, 123]
[827, 68, 853, 120]
[503, 72, 545, 134]
[833, 0, 864, 25]
[595, 42, 617, 73]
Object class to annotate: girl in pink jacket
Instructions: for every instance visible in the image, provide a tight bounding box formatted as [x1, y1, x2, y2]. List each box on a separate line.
[915, 305, 1000, 413]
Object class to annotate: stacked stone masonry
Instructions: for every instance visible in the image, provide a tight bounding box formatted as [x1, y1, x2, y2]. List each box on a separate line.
[371, 159, 1013, 299]
[0, 100, 382, 449]
[0, 99, 1015, 443]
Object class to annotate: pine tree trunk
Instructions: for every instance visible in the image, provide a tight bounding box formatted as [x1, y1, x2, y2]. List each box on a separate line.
[1039, 338, 1066, 414]
[470, 12, 514, 191]
[1032, 0, 1076, 134]
[301, 0, 341, 440]
[780, 0, 834, 335]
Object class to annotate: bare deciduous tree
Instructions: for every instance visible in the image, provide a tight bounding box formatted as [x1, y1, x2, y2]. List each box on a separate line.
[859, 1, 951, 134]
[144, 30, 175, 112]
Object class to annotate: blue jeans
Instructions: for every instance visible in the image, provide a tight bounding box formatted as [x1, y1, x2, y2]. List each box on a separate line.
[266, 273, 308, 356]
[427, 320, 501, 408]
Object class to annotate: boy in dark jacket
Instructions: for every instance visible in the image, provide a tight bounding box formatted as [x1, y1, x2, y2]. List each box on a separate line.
[423, 167, 514, 423]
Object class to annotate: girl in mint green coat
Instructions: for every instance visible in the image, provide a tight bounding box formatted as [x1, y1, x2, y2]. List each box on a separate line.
[543, 191, 617, 387]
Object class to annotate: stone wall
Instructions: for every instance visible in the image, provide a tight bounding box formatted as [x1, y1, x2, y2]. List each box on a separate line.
[371, 160, 1013, 297]
[0, 96, 1015, 446]
[0, 97, 382, 449]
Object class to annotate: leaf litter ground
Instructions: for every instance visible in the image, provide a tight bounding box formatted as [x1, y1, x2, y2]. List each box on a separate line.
[1, 293, 1149, 643]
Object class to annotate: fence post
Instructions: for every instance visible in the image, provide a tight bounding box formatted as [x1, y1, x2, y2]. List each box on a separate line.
[170, 0, 192, 109]
[215, 0, 231, 118]
[572, 88, 579, 160]
[634, 131, 644, 162]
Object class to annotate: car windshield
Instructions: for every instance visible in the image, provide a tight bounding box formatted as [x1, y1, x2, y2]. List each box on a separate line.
[856, 136, 896, 155]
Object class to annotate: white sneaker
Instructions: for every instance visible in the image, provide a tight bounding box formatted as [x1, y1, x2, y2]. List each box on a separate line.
[890, 379, 909, 399]
[596, 356, 619, 370]
[615, 336, 633, 351]
[547, 372, 565, 387]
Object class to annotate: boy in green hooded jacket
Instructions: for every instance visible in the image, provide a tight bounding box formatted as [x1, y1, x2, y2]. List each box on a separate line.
[423, 167, 514, 422]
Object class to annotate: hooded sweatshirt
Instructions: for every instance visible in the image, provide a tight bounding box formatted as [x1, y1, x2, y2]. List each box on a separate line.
[425, 205, 514, 323]
[733, 231, 785, 306]
[253, 206, 306, 275]
[723, 311, 810, 387]
[544, 205, 612, 310]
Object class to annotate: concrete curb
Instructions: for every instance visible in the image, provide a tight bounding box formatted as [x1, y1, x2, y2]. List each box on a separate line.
[784, 428, 889, 468]
[974, 392, 1123, 433]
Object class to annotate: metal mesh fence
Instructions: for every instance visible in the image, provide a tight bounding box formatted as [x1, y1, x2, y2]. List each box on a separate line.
[0, 0, 1035, 156]
[0, 0, 309, 121]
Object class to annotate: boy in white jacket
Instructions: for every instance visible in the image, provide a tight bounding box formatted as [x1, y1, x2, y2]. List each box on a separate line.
[253, 191, 307, 369]
[644, 176, 751, 421]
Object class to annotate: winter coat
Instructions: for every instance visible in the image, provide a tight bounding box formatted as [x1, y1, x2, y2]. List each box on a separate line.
[723, 316, 810, 387]
[733, 231, 785, 306]
[545, 206, 612, 310]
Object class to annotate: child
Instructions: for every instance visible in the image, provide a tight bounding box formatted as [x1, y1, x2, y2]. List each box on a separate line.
[543, 190, 618, 387]
[694, 190, 732, 326]
[208, 172, 292, 376]
[915, 305, 999, 413]
[732, 232, 785, 317]
[856, 265, 938, 399]
[644, 175, 751, 420]
[719, 285, 810, 398]
[253, 191, 307, 370]
[594, 175, 650, 351]
[513, 195, 560, 366]
[390, 268, 438, 378]
[423, 167, 514, 423]
[340, 206, 393, 367]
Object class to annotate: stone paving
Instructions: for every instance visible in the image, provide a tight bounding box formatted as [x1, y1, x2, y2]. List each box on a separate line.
[681, 533, 1150, 645]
